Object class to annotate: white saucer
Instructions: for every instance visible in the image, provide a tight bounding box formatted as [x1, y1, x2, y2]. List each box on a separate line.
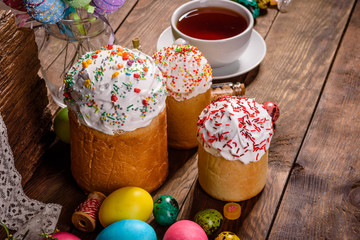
[157, 27, 266, 80]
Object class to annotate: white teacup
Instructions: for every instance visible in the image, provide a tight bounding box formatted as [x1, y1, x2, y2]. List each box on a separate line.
[171, 0, 254, 68]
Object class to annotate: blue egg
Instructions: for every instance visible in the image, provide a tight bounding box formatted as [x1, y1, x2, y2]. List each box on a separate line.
[25, 0, 65, 24]
[96, 219, 157, 240]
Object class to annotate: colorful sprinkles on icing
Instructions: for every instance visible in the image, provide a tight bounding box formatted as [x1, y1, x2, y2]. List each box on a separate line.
[197, 96, 274, 164]
[152, 44, 212, 101]
[63, 45, 167, 135]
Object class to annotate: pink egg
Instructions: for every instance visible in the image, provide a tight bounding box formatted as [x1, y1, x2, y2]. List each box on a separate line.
[263, 101, 280, 122]
[163, 220, 208, 240]
[49, 232, 81, 240]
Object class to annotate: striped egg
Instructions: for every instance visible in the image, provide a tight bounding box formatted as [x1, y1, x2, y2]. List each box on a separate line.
[91, 0, 125, 14]
[25, 0, 65, 24]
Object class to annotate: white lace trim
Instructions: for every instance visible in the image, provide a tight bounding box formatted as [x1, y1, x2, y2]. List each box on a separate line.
[0, 113, 62, 239]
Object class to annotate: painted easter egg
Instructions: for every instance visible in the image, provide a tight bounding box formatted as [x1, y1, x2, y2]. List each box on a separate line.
[98, 187, 153, 227]
[25, 0, 65, 24]
[153, 195, 179, 226]
[63, 0, 91, 8]
[44, 232, 80, 240]
[235, 0, 260, 19]
[256, 0, 270, 9]
[215, 231, 240, 240]
[96, 219, 157, 240]
[91, 0, 125, 15]
[262, 101, 280, 122]
[3, 0, 26, 11]
[54, 107, 70, 144]
[163, 220, 208, 240]
[194, 209, 223, 236]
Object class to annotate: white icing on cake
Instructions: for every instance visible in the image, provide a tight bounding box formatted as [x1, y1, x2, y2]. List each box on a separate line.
[63, 45, 167, 135]
[197, 96, 274, 164]
[153, 45, 212, 101]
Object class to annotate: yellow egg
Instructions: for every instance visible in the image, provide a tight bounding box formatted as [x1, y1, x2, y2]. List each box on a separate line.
[98, 187, 153, 227]
[215, 231, 240, 240]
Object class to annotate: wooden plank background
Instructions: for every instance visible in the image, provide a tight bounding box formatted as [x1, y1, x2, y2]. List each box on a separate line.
[235, 0, 357, 238]
[269, 1, 360, 239]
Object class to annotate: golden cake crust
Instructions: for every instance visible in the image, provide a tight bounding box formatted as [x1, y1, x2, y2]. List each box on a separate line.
[197, 144, 268, 201]
[167, 88, 211, 149]
[69, 109, 168, 195]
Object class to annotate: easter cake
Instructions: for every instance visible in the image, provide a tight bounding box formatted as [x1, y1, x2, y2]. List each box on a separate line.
[63, 45, 168, 194]
[153, 44, 212, 149]
[197, 96, 275, 201]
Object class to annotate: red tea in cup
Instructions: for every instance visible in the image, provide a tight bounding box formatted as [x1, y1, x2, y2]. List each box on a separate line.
[176, 7, 248, 40]
[171, 0, 254, 68]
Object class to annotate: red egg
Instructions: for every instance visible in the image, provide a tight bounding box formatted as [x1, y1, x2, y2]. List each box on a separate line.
[163, 220, 208, 240]
[3, 0, 26, 12]
[263, 101, 280, 122]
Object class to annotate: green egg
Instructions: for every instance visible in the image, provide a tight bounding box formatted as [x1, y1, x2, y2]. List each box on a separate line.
[153, 195, 179, 226]
[194, 209, 223, 236]
[54, 107, 70, 144]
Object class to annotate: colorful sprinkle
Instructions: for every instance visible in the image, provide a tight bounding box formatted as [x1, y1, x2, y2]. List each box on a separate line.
[84, 79, 91, 88]
[152, 44, 212, 101]
[112, 72, 119, 78]
[197, 96, 274, 164]
[63, 45, 167, 135]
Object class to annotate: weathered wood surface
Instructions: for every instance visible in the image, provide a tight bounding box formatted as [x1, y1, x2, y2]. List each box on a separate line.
[232, 0, 357, 239]
[0, 10, 54, 185]
[269, 1, 360, 239]
[1, 0, 359, 239]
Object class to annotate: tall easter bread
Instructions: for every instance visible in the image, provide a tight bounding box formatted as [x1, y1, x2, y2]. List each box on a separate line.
[197, 96, 276, 201]
[153, 45, 212, 149]
[64, 45, 168, 195]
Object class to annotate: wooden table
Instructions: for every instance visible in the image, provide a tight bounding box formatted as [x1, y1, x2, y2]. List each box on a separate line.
[1, 0, 360, 239]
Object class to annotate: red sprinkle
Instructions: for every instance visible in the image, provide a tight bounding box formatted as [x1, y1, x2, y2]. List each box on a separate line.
[142, 99, 148, 106]
[122, 52, 129, 60]
[134, 88, 141, 93]
[91, 54, 98, 58]
[107, 44, 113, 50]
[134, 73, 140, 78]
[111, 95, 118, 102]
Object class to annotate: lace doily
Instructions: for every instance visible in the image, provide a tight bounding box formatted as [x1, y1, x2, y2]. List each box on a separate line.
[0, 113, 62, 239]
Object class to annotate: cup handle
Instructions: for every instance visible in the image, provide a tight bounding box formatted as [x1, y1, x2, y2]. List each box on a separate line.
[174, 38, 188, 45]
